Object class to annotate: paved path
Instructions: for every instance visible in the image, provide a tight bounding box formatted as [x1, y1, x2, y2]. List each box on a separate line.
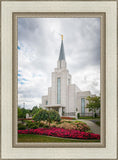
[78, 119, 100, 135]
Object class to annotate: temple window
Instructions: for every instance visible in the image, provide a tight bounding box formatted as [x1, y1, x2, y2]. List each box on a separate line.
[46, 100, 48, 105]
[57, 77, 61, 104]
[81, 98, 85, 114]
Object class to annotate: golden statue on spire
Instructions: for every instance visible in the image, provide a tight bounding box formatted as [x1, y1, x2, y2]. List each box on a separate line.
[61, 34, 63, 40]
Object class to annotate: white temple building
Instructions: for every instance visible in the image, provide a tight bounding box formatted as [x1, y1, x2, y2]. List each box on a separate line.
[42, 35, 96, 117]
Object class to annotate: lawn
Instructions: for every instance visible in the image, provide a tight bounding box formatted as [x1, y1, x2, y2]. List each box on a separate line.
[18, 134, 100, 143]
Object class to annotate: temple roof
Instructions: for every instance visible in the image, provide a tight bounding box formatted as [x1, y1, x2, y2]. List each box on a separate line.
[58, 40, 66, 61]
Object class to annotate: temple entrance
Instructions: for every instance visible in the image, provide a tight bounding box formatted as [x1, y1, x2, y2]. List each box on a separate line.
[44, 105, 65, 116]
[53, 107, 59, 112]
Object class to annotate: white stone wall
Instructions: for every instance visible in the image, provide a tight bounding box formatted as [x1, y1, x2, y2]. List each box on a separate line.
[41, 58, 98, 117]
[42, 95, 48, 106]
[75, 85, 80, 112]
[57, 60, 66, 69]
[60, 70, 68, 107]
[68, 84, 76, 113]
[50, 66, 70, 108]
[48, 87, 52, 105]
[51, 72, 56, 104]
[77, 91, 92, 114]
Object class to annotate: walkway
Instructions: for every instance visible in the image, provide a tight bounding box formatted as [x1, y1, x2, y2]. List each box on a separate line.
[79, 119, 100, 135]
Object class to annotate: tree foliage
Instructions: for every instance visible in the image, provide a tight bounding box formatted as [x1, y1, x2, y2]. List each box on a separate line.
[18, 106, 61, 124]
[18, 106, 40, 119]
[18, 107, 23, 118]
[33, 109, 61, 127]
[18, 107, 28, 118]
[48, 110, 61, 126]
[32, 106, 39, 115]
[86, 96, 100, 113]
[33, 109, 48, 122]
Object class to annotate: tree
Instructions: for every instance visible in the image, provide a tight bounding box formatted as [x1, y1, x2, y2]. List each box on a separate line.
[48, 110, 61, 127]
[18, 107, 23, 118]
[31, 106, 39, 115]
[33, 109, 61, 127]
[86, 96, 100, 117]
[33, 109, 48, 122]
[18, 107, 32, 119]
[21, 107, 28, 118]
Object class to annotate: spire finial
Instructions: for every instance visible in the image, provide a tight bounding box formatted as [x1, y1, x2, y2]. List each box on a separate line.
[61, 34, 63, 40]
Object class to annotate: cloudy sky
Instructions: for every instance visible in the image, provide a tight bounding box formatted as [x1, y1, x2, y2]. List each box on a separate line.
[18, 18, 100, 109]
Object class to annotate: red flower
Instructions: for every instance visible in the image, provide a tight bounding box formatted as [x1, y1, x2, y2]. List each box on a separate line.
[18, 127, 100, 140]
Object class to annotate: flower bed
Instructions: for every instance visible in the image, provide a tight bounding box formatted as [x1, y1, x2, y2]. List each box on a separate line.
[18, 127, 100, 140]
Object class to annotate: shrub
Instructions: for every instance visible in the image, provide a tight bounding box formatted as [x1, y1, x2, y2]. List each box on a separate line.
[33, 109, 48, 122]
[18, 124, 26, 130]
[77, 113, 80, 119]
[26, 121, 39, 129]
[94, 113, 97, 118]
[56, 121, 90, 132]
[48, 110, 61, 127]
[56, 121, 62, 124]
[43, 124, 49, 128]
[39, 122, 45, 127]
[51, 124, 56, 128]
[33, 109, 61, 127]
[57, 122, 77, 130]
[74, 122, 90, 132]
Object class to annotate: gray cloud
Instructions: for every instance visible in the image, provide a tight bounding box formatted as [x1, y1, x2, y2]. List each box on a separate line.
[18, 18, 100, 109]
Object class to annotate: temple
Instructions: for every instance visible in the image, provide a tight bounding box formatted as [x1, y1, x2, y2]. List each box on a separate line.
[41, 35, 95, 117]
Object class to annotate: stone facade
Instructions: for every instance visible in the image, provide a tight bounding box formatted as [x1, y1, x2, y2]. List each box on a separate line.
[41, 37, 97, 117]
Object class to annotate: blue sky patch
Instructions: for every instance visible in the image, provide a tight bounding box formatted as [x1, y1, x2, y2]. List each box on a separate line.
[18, 73, 21, 77]
[22, 78, 28, 81]
[20, 82, 24, 85]
[17, 46, 21, 50]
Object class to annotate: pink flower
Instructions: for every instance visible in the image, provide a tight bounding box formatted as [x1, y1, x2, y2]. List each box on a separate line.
[18, 127, 100, 140]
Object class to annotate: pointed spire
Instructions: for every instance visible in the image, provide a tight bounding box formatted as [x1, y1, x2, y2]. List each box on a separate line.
[57, 35, 67, 69]
[58, 35, 65, 61]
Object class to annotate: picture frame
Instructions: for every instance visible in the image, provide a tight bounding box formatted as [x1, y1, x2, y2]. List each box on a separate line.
[1, 0, 117, 159]
[13, 12, 105, 148]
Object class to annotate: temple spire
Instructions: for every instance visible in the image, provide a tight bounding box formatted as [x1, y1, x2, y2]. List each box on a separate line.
[61, 34, 63, 40]
[58, 35, 65, 61]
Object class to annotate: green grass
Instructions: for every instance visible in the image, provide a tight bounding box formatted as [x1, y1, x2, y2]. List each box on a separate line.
[74, 120, 86, 124]
[18, 134, 100, 143]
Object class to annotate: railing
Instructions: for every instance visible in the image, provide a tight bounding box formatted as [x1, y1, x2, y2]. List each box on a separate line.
[62, 112, 75, 116]
[80, 113, 93, 117]
[62, 112, 100, 117]
[79, 113, 100, 117]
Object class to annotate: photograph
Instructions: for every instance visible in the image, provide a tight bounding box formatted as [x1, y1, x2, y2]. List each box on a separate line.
[1, 0, 117, 159]
[17, 17, 101, 143]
